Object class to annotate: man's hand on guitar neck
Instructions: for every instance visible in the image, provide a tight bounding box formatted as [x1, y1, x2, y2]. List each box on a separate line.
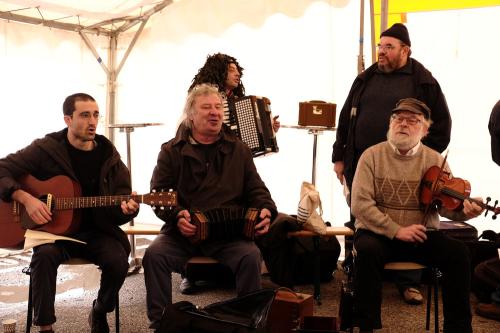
[12, 189, 52, 225]
[121, 191, 139, 215]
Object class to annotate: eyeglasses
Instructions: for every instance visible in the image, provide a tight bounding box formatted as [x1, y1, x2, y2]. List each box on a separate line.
[391, 114, 422, 126]
[377, 43, 397, 52]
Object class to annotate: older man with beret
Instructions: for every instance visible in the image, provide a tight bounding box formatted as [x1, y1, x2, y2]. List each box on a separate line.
[351, 98, 483, 332]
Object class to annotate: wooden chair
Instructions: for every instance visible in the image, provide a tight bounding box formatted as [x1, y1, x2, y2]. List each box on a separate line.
[23, 258, 120, 333]
[384, 262, 441, 333]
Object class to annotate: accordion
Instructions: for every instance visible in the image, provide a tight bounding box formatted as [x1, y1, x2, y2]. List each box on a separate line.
[224, 96, 279, 157]
[189, 207, 260, 244]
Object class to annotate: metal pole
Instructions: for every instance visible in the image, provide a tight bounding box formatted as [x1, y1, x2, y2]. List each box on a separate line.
[370, 0, 376, 64]
[312, 133, 318, 186]
[358, 0, 365, 74]
[381, 0, 389, 32]
[123, 127, 138, 273]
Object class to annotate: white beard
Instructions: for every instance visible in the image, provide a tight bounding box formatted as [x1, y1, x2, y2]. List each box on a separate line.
[387, 127, 421, 152]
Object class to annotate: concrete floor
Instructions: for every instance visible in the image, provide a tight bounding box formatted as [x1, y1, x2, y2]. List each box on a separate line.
[1, 236, 500, 332]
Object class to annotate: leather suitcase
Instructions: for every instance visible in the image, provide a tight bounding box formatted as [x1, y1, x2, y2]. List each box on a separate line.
[439, 220, 497, 279]
[298, 101, 336, 127]
[439, 220, 477, 241]
[267, 290, 313, 333]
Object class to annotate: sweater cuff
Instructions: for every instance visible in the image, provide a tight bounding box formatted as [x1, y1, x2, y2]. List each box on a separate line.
[386, 224, 401, 240]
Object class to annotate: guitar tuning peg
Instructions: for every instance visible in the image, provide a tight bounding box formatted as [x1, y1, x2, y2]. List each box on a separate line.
[152, 206, 156, 211]
[152, 189, 156, 193]
[160, 206, 165, 210]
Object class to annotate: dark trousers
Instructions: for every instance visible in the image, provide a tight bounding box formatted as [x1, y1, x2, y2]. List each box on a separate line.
[143, 233, 263, 329]
[353, 229, 472, 332]
[30, 231, 129, 326]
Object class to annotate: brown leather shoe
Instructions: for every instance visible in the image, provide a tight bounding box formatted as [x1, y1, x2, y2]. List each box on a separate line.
[403, 287, 423, 305]
[476, 303, 500, 321]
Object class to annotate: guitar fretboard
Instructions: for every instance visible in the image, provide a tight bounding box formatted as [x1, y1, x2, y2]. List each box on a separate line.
[55, 195, 144, 210]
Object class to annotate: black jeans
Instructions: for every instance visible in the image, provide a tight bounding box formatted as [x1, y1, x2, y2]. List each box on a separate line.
[353, 229, 472, 332]
[30, 231, 129, 326]
[143, 233, 263, 329]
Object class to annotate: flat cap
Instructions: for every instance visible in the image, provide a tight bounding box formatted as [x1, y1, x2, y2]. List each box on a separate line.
[392, 98, 431, 120]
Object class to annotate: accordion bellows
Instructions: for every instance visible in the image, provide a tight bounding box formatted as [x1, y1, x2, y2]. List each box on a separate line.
[189, 207, 260, 244]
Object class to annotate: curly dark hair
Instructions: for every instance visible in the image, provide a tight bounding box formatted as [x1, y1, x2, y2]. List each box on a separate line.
[188, 53, 245, 97]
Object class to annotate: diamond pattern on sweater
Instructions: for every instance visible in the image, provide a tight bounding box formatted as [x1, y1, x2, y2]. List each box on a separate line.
[375, 177, 420, 209]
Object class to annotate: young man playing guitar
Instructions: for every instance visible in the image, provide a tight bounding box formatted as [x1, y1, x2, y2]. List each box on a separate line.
[0, 93, 139, 333]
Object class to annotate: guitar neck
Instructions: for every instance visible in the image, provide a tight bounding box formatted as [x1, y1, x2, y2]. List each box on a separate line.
[55, 194, 144, 210]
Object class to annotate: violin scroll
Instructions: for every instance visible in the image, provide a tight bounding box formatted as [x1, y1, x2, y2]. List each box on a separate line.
[484, 197, 499, 220]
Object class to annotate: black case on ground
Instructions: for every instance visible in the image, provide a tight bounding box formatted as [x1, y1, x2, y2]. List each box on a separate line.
[439, 220, 478, 241]
[439, 220, 498, 276]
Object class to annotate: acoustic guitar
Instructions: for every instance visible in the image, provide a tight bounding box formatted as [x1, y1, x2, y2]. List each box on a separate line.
[0, 174, 177, 249]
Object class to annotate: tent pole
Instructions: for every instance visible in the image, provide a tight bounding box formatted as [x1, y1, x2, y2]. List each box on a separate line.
[116, 18, 149, 77]
[358, 0, 365, 74]
[381, 0, 389, 31]
[78, 31, 114, 140]
[370, 0, 376, 64]
[107, 35, 118, 143]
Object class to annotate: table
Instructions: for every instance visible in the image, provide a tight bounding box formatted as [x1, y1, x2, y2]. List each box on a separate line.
[281, 125, 336, 185]
[108, 122, 162, 273]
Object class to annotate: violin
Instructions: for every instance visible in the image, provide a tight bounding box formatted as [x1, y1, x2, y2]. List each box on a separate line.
[420, 165, 500, 219]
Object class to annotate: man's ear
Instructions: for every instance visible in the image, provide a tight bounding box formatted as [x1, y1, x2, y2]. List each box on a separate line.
[421, 125, 430, 138]
[63, 115, 72, 127]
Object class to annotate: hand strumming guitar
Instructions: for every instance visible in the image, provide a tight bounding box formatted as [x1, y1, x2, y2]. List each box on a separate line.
[12, 189, 52, 225]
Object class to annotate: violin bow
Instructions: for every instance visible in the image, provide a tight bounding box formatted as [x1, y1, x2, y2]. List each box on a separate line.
[422, 150, 449, 227]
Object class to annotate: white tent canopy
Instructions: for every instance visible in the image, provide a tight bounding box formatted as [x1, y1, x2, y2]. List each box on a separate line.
[1, 0, 500, 235]
[0, 0, 170, 33]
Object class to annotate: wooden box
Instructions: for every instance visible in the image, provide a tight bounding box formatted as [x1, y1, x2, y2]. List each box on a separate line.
[298, 101, 336, 127]
[267, 291, 313, 333]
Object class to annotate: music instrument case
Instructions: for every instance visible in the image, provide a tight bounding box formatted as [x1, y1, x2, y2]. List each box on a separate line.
[298, 101, 336, 127]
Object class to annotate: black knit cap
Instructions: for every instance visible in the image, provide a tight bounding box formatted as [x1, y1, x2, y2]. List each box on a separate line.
[380, 23, 411, 46]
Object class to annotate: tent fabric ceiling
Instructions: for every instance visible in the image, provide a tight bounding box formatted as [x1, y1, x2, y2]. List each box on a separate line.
[372, 0, 500, 41]
[0, 0, 174, 34]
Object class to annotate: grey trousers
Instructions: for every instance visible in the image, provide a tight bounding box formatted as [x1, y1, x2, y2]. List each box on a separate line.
[143, 233, 262, 329]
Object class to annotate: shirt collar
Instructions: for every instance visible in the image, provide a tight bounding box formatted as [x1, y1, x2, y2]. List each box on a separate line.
[388, 140, 421, 156]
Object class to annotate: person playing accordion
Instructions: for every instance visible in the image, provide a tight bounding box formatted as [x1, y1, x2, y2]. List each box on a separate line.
[143, 83, 277, 331]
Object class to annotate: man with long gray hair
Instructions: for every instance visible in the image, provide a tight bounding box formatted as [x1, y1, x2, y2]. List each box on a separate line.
[143, 84, 277, 330]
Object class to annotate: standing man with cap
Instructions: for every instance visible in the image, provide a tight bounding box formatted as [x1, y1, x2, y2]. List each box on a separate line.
[351, 98, 483, 332]
[332, 23, 452, 304]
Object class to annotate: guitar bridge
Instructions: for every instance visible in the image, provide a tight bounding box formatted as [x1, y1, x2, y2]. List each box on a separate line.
[46, 193, 53, 213]
[13, 201, 20, 223]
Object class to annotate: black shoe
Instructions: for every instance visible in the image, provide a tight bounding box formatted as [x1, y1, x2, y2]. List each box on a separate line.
[179, 277, 196, 295]
[88, 300, 110, 333]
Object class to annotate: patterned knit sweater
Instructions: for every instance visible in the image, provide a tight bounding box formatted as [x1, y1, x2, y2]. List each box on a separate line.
[351, 141, 468, 239]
